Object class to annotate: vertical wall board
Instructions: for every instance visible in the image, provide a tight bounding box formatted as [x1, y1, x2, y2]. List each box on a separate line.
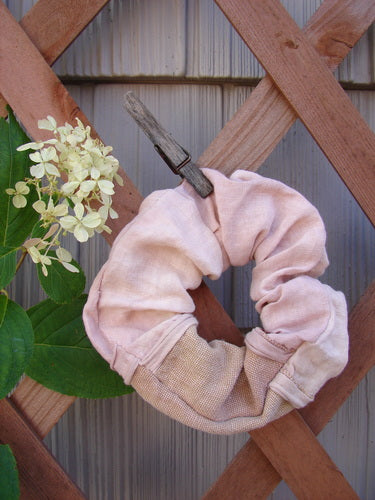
[335, 24, 375, 85]
[228, 0, 323, 79]
[186, 0, 232, 77]
[54, 0, 187, 78]
[5, 0, 37, 20]
[45, 395, 249, 500]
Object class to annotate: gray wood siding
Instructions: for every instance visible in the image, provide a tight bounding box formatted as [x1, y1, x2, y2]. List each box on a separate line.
[6, 0, 375, 83]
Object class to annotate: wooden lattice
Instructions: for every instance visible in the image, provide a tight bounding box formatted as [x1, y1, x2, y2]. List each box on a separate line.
[0, 0, 374, 498]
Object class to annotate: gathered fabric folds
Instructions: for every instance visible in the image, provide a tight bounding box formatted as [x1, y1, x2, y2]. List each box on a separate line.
[83, 168, 348, 434]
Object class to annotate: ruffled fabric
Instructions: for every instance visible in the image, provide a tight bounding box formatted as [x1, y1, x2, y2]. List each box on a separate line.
[83, 168, 348, 434]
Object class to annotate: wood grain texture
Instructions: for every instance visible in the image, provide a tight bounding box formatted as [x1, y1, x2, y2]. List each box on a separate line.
[20, 0, 110, 66]
[24, 0, 371, 84]
[51, 0, 187, 77]
[204, 281, 375, 499]
[251, 411, 359, 500]
[203, 438, 281, 499]
[0, 0, 110, 117]
[199, 0, 375, 175]
[213, 0, 375, 226]
[10, 377, 76, 438]
[124, 91, 213, 197]
[0, 398, 85, 500]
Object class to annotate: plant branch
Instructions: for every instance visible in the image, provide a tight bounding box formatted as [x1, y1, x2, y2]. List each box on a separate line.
[15, 249, 27, 273]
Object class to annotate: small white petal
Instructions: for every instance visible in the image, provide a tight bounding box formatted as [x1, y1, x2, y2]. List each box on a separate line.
[74, 224, 89, 242]
[98, 206, 108, 220]
[82, 212, 102, 228]
[30, 163, 45, 178]
[5, 188, 15, 195]
[13, 194, 27, 208]
[74, 202, 84, 219]
[45, 163, 60, 177]
[17, 142, 43, 151]
[15, 181, 30, 195]
[41, 255, 52, 266]
[56, 247, 72, 262]
[28, 246, 41, 263]
[53, 204, 68, 217]
[61, 261, 80, 273]
[29, 151, 42, 163]
[59, 215, 77, 230]
[109, 207, 119, 219]
[90, 167, 100, 180]
[80, 180, 96, 193]
[23, 238, 42, 249]
[42, 147, 58, 162]
[32, 200, 46, 213]
[61, 181, 80, 194]
[44, 223, 59, 239]
[38, 116, 56, 131]
[98, 179, 114, 195]
[114, 173, 124, 186]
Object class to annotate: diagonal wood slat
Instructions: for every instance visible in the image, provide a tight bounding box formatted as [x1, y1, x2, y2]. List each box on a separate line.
[20, 0, 111, 66]
[0, 0, 110, 118]
[200, 0, 375, 175]
[252, 411, 359, 499]
[204, 280, 375, 498]
[0, 398, 85, 499]
[215, 0, 375, 226]
[0, 0, 372, 497]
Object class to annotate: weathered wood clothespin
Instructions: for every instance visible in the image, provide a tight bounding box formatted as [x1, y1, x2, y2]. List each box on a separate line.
[124, 92, 214, 198]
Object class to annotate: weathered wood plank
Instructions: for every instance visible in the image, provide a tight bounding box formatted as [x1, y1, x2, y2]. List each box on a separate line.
[215, 0, 375, 226]
[251, 411, 359, 499]
[10, 378, 76, 438]
[0, 0, 110, 117]
[203, 438, 281, 499]
[20, 0, 110, 66]
[204, 281, 375, 499]
[0, 398, 85, 500]
[124, 91, 213, 198]
[200, 0, 375, 174]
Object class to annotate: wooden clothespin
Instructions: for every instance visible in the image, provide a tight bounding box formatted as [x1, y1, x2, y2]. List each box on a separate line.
[124, 92, 213, 198]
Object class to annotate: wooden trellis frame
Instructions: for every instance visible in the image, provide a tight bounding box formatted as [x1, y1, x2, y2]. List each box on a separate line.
[0, 0, 374, 498]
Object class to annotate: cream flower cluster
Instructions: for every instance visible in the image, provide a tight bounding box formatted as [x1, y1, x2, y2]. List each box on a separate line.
[7, 116, 123, 276]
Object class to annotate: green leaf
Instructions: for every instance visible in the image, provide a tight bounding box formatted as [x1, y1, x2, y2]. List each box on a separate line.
[0, 445, 20, 500]
[36, 252, 86, 304]
[0, 108, 39, 247]
[0, 294, 8, 328]
[26, 295, 133, 398]
[0, 299, 34, 399]
[0, 246, 17, 289]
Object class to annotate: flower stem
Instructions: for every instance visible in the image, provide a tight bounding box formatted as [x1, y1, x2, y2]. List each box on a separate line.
[15, 249, 27, 273]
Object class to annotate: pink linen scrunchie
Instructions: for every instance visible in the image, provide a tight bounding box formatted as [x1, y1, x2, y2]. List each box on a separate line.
[83, 168, 348, 434]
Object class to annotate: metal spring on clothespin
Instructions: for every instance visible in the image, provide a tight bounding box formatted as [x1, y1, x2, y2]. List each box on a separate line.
[124, 91, 214, 198]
